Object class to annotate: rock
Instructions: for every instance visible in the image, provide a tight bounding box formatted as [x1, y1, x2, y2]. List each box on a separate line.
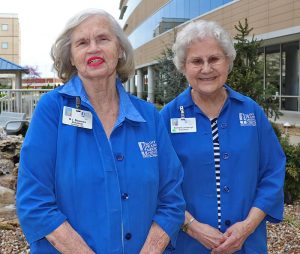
[0, 135, 23, 161]
[0, 174, 16, 190]
[0, 159, 14, 175]
[0, 135, 22, 223]
[0, 127, 7, 140]
[0, 204, 16, 220]
[0, 186, 15, 205]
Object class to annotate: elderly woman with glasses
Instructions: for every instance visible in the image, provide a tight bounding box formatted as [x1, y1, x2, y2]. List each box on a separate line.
[160, 20, 285, 254]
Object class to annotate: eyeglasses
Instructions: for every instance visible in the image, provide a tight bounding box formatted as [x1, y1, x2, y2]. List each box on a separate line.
[187, 55, 227, 69]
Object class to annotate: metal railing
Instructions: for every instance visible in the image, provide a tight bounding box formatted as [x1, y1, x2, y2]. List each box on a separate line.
[0, 89, 52, 119]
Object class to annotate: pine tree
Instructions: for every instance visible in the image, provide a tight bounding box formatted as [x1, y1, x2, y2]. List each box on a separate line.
[228, 19, 281, 119]
[155, 48, 187, 104]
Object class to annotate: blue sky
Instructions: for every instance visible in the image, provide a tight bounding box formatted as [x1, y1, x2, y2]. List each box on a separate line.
[2, 0, 120, 77]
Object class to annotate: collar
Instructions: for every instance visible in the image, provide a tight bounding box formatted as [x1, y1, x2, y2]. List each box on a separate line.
[116, 78, 146, 124]
[175, 84, 246, 111]
[224, 84, 246, 102]
[58, 75, 145, 124]
[58, 75, 88, 99]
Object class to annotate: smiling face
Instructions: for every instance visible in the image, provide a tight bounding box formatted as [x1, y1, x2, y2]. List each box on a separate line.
[70, 15, 122, 82]
[183, 37, 230, 97]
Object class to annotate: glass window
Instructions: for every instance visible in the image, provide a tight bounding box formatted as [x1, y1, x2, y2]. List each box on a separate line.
[199, 0, 210, 15]
[1, 42, 8, 49]
[265, 45, 281, 93]
[128, 0, 234, 49]
[1, 24, 8, 31]
[263, 41, 300, 112]
[281, 41, 299, 111]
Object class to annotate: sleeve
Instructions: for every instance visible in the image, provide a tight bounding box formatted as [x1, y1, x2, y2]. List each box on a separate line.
[252, 106, 286, 223]
[152, 112, 185, 248]
[16, 92, 67, 244]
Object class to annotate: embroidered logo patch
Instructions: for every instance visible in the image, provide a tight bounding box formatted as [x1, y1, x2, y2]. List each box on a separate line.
[138, 141, 158, 158]
[239, 113, 256, 126]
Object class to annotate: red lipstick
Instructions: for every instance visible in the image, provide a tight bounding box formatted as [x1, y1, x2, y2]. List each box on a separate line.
[87, 56, 104, 67]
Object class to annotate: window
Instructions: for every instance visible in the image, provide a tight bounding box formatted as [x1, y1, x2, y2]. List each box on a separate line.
[262, 41, 300, 112]
[1, 24, 8, 31]
[281, 41, 299, 111]
[1, 42, 8, 49]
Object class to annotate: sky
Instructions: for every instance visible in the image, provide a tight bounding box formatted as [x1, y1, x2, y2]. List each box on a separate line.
[2, 0, 120, 77]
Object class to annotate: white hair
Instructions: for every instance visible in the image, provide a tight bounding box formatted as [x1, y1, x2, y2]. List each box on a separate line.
[173, 20, 236, 73]
[51, 8, 135, 83]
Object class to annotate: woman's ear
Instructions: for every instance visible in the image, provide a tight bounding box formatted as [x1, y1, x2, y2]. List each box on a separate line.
[119, 50, 124, 59]
[70, 56, 75, 66]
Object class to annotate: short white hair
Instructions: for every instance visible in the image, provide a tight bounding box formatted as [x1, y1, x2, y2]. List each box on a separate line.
[173, 20, 236, 73]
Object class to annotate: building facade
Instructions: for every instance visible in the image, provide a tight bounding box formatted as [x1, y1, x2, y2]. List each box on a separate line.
[119, 0, 300, 119]
[0, 13, 20, 64]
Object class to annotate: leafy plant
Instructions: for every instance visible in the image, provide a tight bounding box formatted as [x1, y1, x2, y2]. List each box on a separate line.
[272, 123, 300, 204]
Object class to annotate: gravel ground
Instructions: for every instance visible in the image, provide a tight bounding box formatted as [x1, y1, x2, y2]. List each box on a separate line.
[0, 202, 299, 254]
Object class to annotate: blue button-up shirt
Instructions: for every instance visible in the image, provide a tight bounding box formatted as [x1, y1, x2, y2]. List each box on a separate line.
[160, 85, 286, 254]
[17, 75, 185, 253]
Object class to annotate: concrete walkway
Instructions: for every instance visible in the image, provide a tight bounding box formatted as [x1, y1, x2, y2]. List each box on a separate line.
[271, 111, 300, 145]
[272, 111, 300, 128]
[287, 134, 300, 145]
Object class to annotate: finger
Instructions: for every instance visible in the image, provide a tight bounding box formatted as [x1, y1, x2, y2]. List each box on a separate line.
[213, 238, 234, 253]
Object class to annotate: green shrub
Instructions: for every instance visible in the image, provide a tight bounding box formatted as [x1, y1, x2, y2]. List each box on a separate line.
[155, 104, 163, 111]
[272, 123, 300, 204]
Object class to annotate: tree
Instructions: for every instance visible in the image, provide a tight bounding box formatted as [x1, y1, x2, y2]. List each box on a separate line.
[228, 19, 281, 120]
[23, 65, 41, 88]
[156, 48, 187, 105]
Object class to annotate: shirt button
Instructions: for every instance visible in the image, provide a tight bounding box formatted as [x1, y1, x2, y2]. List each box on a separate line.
[221, 122, 228, 128]
[125, 233, 132, 240]
[121, 193, 129, 200]
[223, 186, 230, 192]
[225, 219, 231, 226]
[223, 153, 229, 159]
[116, 154, 124, 161]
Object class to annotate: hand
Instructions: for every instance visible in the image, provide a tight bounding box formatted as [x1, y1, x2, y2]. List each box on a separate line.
[187, 221, 227, 250]
[211, 221, 250, 254]
[46, 221, 95, 254]
[139, 223, 170, 254]
[211, 207, 266, 254]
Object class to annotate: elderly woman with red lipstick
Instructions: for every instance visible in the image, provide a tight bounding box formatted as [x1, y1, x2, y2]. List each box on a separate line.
[160, 20, 285, 254]
[16, 9, 185, 254]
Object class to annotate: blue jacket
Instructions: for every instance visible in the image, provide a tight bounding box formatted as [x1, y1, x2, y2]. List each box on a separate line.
[17, 75, 185, 253]
[160, 85, 286, 254]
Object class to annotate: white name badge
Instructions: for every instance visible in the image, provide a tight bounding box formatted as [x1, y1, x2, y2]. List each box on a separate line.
[170, 118, 197, 133]
[62, 106, 93, 129]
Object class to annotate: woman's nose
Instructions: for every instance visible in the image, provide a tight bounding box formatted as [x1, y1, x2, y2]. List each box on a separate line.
[87, 40, 99, 52]
[201, 61, 212, 72]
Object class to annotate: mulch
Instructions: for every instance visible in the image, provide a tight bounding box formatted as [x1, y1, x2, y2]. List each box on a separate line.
[0, 201, 299, 254]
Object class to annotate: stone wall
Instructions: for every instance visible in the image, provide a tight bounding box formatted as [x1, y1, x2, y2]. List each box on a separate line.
[0, 129, 23, 220]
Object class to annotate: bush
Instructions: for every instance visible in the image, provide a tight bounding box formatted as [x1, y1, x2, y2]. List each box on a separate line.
[272, 123, 300, 204]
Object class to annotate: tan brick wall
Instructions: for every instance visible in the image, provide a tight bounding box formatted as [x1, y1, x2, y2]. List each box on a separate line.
[132, 0, 300, 67]
[0, 16, 20, 64]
